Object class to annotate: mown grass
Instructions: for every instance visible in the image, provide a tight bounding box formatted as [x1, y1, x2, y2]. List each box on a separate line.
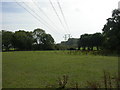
[2, 51, 118, 88]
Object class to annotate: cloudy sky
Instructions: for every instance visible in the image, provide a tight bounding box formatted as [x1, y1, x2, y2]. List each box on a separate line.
[0, 0, 119, 43]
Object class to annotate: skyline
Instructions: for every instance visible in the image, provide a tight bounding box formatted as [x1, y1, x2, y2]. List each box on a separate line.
[0, 0, 119, 43]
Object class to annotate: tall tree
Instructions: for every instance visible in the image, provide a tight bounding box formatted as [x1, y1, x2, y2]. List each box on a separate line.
[2, 30, 13, 51]
[32, 28, 55, 50]
[13, 30, 33, 50]
[41, 34, 54, 50]
[78, 34, 89, 50]
[78, 33, 103, 50]
[102, 9, 120, 51]
[92, 33, 103, 50]
[33, 28, 45, 45]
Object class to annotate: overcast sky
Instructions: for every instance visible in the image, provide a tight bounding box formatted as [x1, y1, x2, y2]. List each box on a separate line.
[0, 0, 119, 43]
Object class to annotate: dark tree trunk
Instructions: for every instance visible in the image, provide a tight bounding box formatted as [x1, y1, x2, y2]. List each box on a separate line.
[83, 47, 86, 51]
[88, 47, 90, 51]
[78, 46, 81, 50]
[90, 47, 93, 51]
[97, 46, 99, 50]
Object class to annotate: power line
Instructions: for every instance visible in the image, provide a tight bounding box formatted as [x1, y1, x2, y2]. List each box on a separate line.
[15, 2, 45, 27]
[15, 1, 63, 36]
[56, 0, 71, 35]
[22, 2, 56, 31]
[32, 0, 49, 19]
[31, 0, 66, 34]
[22, 2, 63, 35]
[49, 0, 68, 33]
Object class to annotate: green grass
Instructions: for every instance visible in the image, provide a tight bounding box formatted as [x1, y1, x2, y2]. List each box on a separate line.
[2, 51, 118, 88]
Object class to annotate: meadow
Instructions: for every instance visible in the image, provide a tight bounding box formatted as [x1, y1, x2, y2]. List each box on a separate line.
[2, 51, 118, 88]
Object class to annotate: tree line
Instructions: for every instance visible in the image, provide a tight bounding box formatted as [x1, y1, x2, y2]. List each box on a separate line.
[77, 9, 120, 52]
[2, 28, 55, 51]
[78, 33, 103, 51]
[2, 9, 120, 52]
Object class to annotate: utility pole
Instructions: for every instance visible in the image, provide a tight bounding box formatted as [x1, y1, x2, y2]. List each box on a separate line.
[68, 34, 72, 39]
[63, 34, 72, 41]
[63, 34, 67, 41]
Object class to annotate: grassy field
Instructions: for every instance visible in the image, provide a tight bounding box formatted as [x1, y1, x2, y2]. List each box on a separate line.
[2, 51, 118, 88]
